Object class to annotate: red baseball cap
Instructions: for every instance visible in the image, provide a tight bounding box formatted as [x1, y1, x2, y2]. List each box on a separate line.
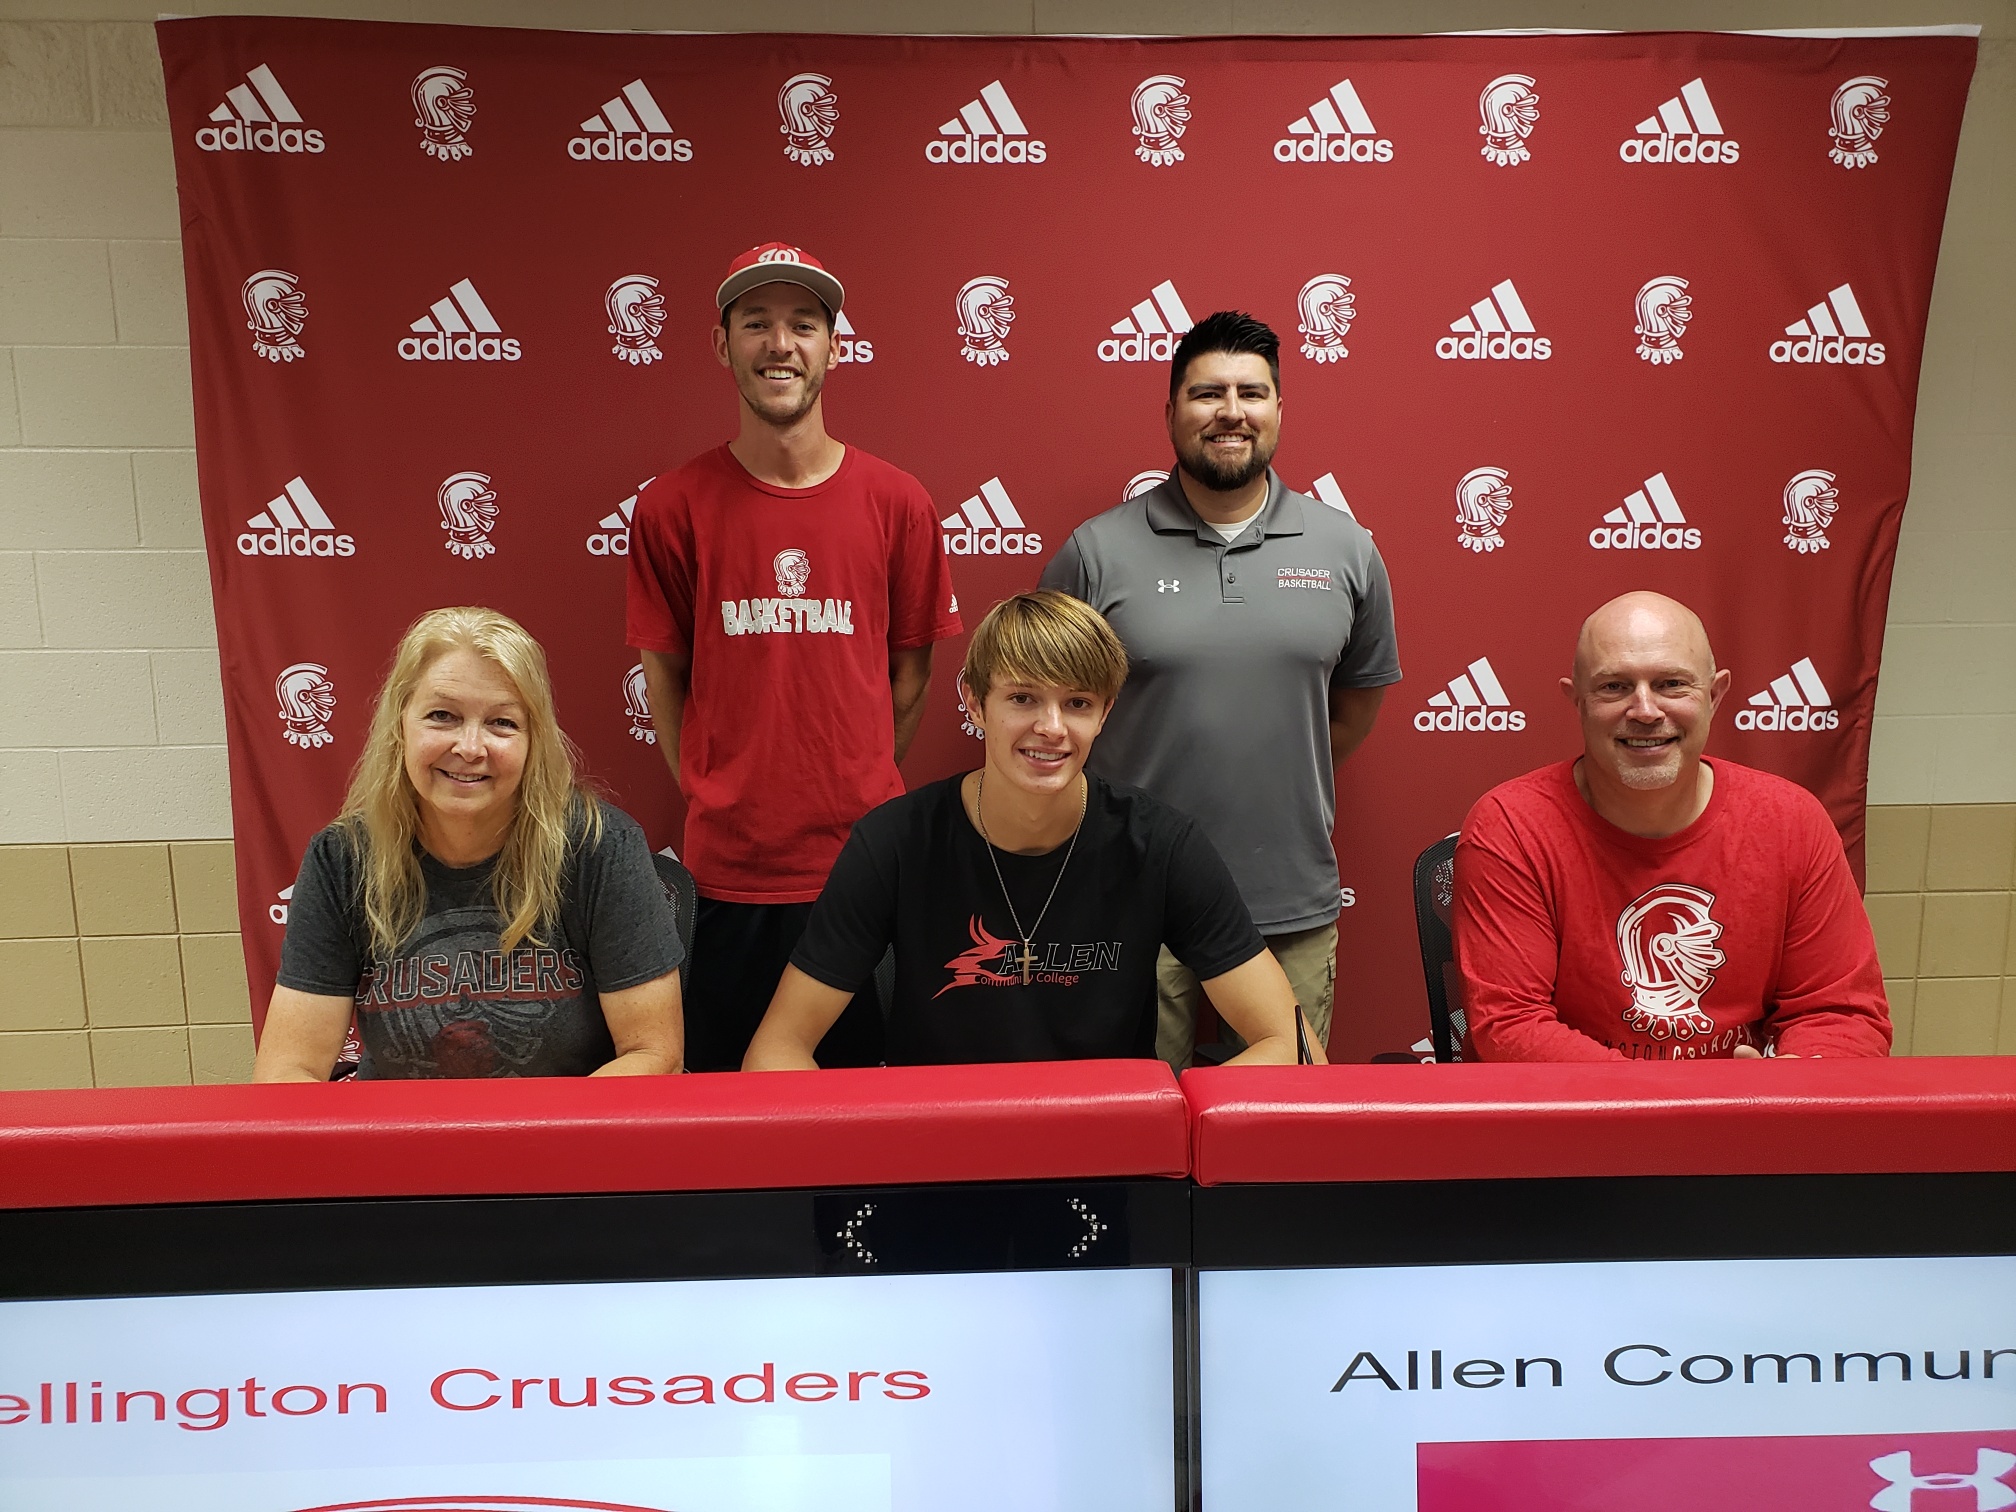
[715, 242, 845, 316]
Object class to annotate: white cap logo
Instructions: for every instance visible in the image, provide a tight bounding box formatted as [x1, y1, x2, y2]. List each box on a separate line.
[779, 72, 839, 166]
[1454, 466, 1513, 553]
[623, 664, 655, 744]
[437, 471, 498, 559]
[1478, 73, 1540, 165]
[412, 65, 474, 161]
[1615, 883, 1724, 1043]
[1130, 74, 1191, 167]
[1782, 469, 1839, 554]
[1829, 74, 1890, 169]
[605, 274, 665, 365]
[1633, 276, 1693, 365]
[275, 662, 335, 749]
[773, 547, 810, 598]
[242, 269, 307, 363]
[1296, 274, 1356, 363]
[956, 276, 1015, 367]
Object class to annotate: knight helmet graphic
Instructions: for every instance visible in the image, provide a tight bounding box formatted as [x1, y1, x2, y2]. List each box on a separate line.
[437, 471, 499, 559]
[1478, 73, 1540, 165]
[412, 65, 475, 161]
[773, 546, 811, 597]
[1615, 883, 1726, 1042]
[275, 662, 336, 749]
[242, 268, 308, 363]
[778, 71, 840, 166]
[956, 275, 1015, 366]
[1828, 74, 1890, 169]
[1454, 466, 1513, 553]
[605, 274, 666, 365]
[1130, 73, 1191, 167]
[1782, 468, 1840, 554]
[1296, 274, 1356, 363]
[623, 663, 655, 744]
[1634, 276, 1693, 364]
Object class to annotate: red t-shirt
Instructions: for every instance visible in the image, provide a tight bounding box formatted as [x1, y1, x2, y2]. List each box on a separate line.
[625, 445, 960, 903]
[1454, 758, 1890, 1062]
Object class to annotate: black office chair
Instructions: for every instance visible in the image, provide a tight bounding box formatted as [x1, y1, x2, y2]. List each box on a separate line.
[652, 846, 698, 970]
[1411, 833, 1469, 1063]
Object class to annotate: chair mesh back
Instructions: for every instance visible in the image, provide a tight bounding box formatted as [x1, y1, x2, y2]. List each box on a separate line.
[1411, 834, 1468, 1062]
[651, 848, 699, 974]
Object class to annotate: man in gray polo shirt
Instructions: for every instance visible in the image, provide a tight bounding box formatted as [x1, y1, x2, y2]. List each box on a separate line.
[1039, 310, 1400, 1066]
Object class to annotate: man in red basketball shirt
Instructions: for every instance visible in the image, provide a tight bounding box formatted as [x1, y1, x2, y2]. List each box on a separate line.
[1454, 591, 1889, 1061]
[627, 244, 960, 1070]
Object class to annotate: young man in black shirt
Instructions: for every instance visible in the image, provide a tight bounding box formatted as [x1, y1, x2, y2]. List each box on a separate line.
[743, 591, 1310, 1068]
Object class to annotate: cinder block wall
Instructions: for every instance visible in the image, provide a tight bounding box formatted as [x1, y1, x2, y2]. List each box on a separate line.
[0, 0, 2011, 1085]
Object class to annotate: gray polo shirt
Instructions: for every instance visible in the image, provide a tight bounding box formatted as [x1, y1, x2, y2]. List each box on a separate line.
[1040, 469, 1400, 933]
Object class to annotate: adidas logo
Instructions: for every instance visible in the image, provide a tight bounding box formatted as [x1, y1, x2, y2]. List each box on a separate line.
[1588, 471, 1701, 551]
[941, 477, 1042, 556]
[398, 279, 521, 362]
[196, 64, 324, 154]
[569, 79, 694, 162]
[269, 884, 294, 925]
[1099, 280, 1194, 363]
[1308, 472, 1362, 524]
[833, 309, 874, 365]
[585, 480, 652, 556]
[1735, 657, 1839, 731]
[1273, 78, 1393, 163]
[237, 476, 355, 558]
[1769, 283, 1886, 365]
[927, 80, 1046, 164]
[1414, 657, 1526, 732]
[1435, 279, 1552, 361]
[1619, 77, 1740, 163]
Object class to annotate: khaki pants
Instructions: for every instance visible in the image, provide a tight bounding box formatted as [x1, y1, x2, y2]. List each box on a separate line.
[1156, 921, 1337, 1071]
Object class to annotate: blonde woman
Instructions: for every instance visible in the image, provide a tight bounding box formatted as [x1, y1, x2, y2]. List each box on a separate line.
[254, 607, 684, 1081]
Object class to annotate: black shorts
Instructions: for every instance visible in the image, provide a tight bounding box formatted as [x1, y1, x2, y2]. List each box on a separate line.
[682, 896, 885, 1072]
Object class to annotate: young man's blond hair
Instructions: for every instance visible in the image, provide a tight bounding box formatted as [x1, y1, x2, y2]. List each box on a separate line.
[960, 590, 1129, 705]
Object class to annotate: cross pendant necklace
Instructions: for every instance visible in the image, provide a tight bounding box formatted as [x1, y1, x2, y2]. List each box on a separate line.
[976, 767, 1087, 987]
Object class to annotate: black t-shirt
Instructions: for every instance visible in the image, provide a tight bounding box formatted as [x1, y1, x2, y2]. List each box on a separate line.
[791, 773, 1265, 1064]
[277, 800, 683, 1079]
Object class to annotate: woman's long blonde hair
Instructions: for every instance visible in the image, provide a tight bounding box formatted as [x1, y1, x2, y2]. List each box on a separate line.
[339, 606, 601, 956]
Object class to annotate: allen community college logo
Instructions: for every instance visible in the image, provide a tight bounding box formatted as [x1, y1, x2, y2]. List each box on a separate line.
[1621, 77, 1739, 163]
[1416, 656, 1525, 732]
[930, 79, 1046, 163]
[1102, 279, 1193, 363]
[1308, 472, 1362, 523]
[1615, 883, 1724, 1042]
[943, 476, 1041, 556]
[606, 275, 665, 365]
[412, 65, 474, 161]
[1771, 282, 1886, 365]
[1125, 468, 1168, 499]
[623, 664, 655, 744]
[1455, 466, 1513, 553]
[1275, 77, 1393, 162]
[1296, 275, 1355, 363]
[1634, 276, 1693, 364]
[1590, 471, 1701, 551]
[437, 471, 499, 559]
[833, 308, 874, 364]
[1829, 75, 1891, 168]
[570, 79, 693, 161]
[957, 276, 1015, 366]
[585, 481, 650, 556]
[401, 278, 520, 362]
[1437, 279, 1551, 361]
[1782, 468, 1840, 553]
[1478, 73, 1540, 165]
[1131, 74, 1191, 166]
[1737, 656, 1838, 731]
[275, 662, 335, 749]
[242, 269, 307, 363]
[779, 71, 839, 165]
[239, 475, 354, 557]
[196, 63, 324, 153]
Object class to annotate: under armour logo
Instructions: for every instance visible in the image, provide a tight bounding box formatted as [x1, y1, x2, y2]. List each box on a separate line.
[1870, 1449, 2016, 1511]
[1158, 579, 1181, 593]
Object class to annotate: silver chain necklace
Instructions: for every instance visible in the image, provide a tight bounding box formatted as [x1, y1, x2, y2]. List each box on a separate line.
[974, 767, 1088, 986]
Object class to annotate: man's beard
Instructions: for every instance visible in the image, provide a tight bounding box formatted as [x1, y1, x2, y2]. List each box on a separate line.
[1175, 430, 1275, 492]
[1614, 747, 1683, 790]
[735, 361, 826, 428]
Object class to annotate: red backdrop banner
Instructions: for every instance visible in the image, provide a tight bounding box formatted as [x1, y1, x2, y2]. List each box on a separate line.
[156, 19, 1973, 1060]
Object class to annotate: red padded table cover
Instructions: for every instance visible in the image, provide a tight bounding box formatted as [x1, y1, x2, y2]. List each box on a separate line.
[0, 1060, 1188, 1211]
[1184, 1057, 2016, 1186]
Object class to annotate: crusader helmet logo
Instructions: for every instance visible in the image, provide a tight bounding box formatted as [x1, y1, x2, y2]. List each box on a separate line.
[623, 664, 655, 744]
[773, 546, 810, 597]
[1454, 466, 1513, 553]
[1296, 274, 1356, 363]
[437, 471, 499, 559]
[275, 662, 336, 749]
[1615, 883, 1725, 1042]
[242, 268, 308, 363]
[778, 71, 839, 165]
[1828, 74, 1890, 169]
[412, 65, 475, 161]
[1130, 73, 1191, 167]
[1478, 73, 1540, 165]
[1782, 468, 1840, 554]
[956, 275, 1015, 366]
[1634, 275, 1693, 364]
[605, 274, 665, 365]
[1125, 469, 1168, 499]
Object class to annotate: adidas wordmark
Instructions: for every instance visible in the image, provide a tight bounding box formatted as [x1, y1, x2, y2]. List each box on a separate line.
[1770, 283, 1885, 365]
[1273, 78, 1394, 163]
[1100, 280, 1194, 363]
[1437, 280, 1551, 361]
[197, 64, 324, 154]
[928, 81, 1046, 164]
[1619, 77, 1740, 164]
[238, 476, 354, 557]
[1415, 657, 1526, 732]
[569, 79, 693, 162]
[1735, 658, 1838, 731]
[942, 477, 1042, 555]
[1589, 472, 1701, 551]
[399, 279, 520, 362]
